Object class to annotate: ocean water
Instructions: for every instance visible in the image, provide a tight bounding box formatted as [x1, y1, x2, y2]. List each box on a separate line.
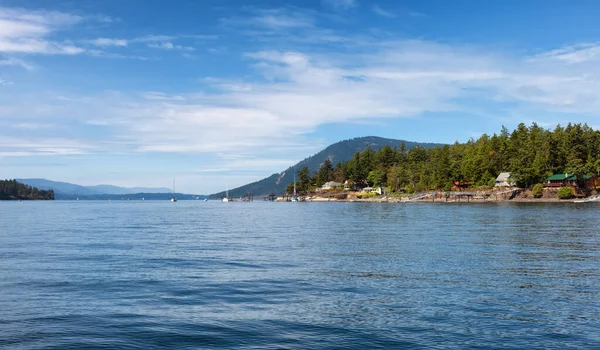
[1, 201, 599, 349]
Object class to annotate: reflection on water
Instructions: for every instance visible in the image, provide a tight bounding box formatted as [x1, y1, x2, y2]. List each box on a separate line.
[1, 201, 599, 349]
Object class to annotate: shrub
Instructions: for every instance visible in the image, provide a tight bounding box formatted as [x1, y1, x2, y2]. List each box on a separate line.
[532, 184, 544, 198]
[487, 177, 496, 188]
[557, 187, 575, 199]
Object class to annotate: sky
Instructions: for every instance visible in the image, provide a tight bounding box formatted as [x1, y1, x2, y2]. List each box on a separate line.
[2, 0, 600, 194]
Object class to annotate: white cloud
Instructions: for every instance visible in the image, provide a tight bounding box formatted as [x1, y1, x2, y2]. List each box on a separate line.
[89, 38, 128, 47]
[5, 39, 600, 162]
[13, 122, 52, 129]
[133, 35, 176, 43]
[0, 78, 12, 86]
[372, 5, 396, 18]
[91, 14, 119, 23]
[528, 43, 600, 64]
[143, 92, 185, 101]
[87, 50, 149, 60]
[322, 0, 356, 10]
[221, 8, 316, 30]
[0, 136, 97, 156]
[147, 41, 194, 51]
[250, 8, 315, 28]
[0, 56, 35, 70]
[0, 7, 84, 55]
[133, 35, 197, 51]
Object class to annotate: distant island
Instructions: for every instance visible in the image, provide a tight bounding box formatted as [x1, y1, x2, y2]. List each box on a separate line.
[0, 179, 55, 200]
[11, 179, 207, 200]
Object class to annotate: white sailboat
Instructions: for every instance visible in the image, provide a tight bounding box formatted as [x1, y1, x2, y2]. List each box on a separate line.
[291, 173, 298, 202]
[170, 179, 177, 202]
[222, 177, 229, 202]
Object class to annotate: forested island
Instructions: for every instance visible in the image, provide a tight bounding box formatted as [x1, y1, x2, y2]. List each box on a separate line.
[0, 179, 55, 200]
[288, 123, 600, 195]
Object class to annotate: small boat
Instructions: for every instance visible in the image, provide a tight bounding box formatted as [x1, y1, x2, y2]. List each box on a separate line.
[171, 179, 177, 202]
[291, 173, 298, 202]
[222, 177, 229, 202]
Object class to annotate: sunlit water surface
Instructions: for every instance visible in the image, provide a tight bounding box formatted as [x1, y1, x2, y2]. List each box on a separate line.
[1, 201, 599, 349]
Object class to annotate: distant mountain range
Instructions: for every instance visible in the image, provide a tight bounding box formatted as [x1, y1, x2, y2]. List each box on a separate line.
[15, 178, 190, 199]
[211, 136, 444, 198]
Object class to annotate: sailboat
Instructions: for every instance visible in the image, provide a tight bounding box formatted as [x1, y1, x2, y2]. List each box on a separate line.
[170, 179, 177, 202]
[222, 177, 229, 202]
[291, 173, 298, 202]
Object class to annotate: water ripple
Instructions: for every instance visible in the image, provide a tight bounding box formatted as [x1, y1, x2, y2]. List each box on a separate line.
[1, 201, 599, 348]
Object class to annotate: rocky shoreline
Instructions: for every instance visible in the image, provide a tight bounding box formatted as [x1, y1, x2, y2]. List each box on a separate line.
[278, 188, 599, 204]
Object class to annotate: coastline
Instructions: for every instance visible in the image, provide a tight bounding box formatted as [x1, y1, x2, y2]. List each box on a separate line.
[277, 189, 597, 204]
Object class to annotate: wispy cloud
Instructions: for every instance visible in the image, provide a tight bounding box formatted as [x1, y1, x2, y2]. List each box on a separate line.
[322, 0, 356, 11]
[372, 4, 396, 18]
[89, 37, 128, 47]
[133, 35, 175, 43]
[13, 122, 52, 129]
[147, 41, 194, 51]
[0, 56, 34, 70]
[528, 43, 600, 63]
[0, 136, 97, 157]
[221, 7, 316, 30]
[90, 14, 120, 23]
[7, 39, 600, 161]
[409, 11, 427, 18]
[0, 7, 84, 54]
[143, 92, 185, 101]
[87, 50, 150, 60]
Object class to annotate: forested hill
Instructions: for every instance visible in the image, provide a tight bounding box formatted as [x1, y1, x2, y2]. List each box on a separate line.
[211, 136, 443, 198]
[0, 179, 55, 200]
[286, 123, 600, 195]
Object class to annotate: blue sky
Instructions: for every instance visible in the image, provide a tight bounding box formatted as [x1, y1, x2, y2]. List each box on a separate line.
[2, 0, 600, 194]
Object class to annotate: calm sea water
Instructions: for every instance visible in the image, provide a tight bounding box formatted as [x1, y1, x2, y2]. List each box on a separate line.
[1, 201, 599, 349]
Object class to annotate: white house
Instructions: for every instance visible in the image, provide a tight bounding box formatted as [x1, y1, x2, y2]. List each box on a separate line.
[361, 187, 383, 195]
[495, 172, 512, 187]
[320, 181, 342, 191]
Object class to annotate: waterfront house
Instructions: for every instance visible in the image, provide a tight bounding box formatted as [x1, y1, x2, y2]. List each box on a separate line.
[495, 172, 512, 187]
[544, 173, 600, 188]
[544, 173, 577, 188]
[361, 187, 382, 195]
[319, 181, 342, 191]
[343, 180, 355, 191]
[451, 181, 470, 191]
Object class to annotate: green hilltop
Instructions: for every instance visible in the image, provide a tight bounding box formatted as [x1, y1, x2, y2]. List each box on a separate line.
[211, 136, 443, 198]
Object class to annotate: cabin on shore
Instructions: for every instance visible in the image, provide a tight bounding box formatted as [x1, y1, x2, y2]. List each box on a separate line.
[543, 173, 599, 188]
[343, 180, 355, 191]
[495, 172, 512, 187]
[544, 174, 600, 198]
[318, 181, 342, 192]
[451, 181, 471, 191]
[361, 187, 383, 195]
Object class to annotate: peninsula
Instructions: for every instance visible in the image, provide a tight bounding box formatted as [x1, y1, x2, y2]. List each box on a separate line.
[250, 123, 600, 203]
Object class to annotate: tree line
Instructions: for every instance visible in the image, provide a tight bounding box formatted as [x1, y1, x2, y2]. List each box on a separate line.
[288, 123, 600, 194]
[0, 179, 55, 200]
